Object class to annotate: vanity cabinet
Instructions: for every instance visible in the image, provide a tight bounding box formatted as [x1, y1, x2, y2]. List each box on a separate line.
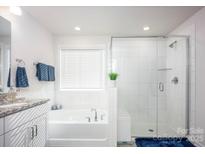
[5, 120, 33, 147]
[4, 115, 47, 147]
[32, 114, 47, 147]
[1, 103, 48, 147]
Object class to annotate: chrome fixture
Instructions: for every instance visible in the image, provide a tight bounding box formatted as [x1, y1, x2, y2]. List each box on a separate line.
[169, 40, 177, 48]
[16, 58, 26, 66]
[91, 108, 98, 122]
[157, 68, 172, 71]
[159, 82, 164, 92]
[172, 77, 179, 84]
[148, 129, 154, 132]
[51, 104, 62, 110]
[86, 116, 91, 122]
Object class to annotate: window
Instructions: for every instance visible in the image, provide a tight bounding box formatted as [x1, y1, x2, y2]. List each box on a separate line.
[60, 49, 104, 90]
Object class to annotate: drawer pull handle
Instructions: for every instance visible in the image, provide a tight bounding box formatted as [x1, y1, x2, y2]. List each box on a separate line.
[31, 127, 35, 140]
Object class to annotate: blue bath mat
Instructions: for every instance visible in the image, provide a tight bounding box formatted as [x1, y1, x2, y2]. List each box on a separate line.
[135, 137, 195, 147]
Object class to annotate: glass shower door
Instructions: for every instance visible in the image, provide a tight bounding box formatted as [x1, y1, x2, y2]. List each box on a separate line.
[157, 37, 188, 137]
[112, 38, 158, 137]
[112, 36, 188, 138]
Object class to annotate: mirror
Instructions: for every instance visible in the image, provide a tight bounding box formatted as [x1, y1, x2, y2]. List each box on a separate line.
[0, 16, 11, 92]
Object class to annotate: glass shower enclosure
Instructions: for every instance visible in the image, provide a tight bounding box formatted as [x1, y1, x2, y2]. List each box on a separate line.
[112, 36, 189, 138]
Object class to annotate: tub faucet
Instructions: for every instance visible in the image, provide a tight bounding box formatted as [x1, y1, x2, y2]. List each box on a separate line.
[86, 116, 91, 122]
[91, 108, 98, 122]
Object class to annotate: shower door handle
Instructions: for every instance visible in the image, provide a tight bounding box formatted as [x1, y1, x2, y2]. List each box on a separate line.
[159, 82, 164, 92]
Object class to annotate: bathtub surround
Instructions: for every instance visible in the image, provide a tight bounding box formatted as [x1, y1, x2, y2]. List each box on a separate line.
[46, 88, 117, 147]
[47, 109, 109, 146]
[0, 7, 55, 104]
[170, 7, 205, 146]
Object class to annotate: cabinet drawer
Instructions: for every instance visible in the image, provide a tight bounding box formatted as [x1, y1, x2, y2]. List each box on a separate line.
[5, 114, 47, 147]
[32, 114, 47, 147]
[5, 103, 48, 133]
[5, 121, 33, 147]
[0, 118, 4, 135]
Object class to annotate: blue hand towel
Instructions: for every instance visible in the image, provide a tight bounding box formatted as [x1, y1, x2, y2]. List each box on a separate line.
[16, 67, 29, 88]
[36, 63, 49, 81]
[48, 65, 55, 81]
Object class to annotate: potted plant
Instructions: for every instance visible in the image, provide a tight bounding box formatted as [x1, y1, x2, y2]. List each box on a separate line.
[109, 72, 118, 80]
[109, 72, 118, 87]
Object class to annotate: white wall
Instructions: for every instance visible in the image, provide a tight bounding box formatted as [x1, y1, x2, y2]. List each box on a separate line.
[54, 35, 110, 110]
[170, 7, 205, 146]
[0, 7, 55, 104]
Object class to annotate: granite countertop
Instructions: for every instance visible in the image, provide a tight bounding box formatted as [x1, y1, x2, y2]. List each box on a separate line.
[0, 98, 49, 118]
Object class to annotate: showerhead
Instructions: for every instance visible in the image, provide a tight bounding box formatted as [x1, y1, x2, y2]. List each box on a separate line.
[169, 43, 174, 48]
[169, 40, 177, 48]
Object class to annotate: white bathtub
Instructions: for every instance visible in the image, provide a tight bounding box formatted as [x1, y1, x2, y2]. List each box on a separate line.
[47, 109, 109, 147]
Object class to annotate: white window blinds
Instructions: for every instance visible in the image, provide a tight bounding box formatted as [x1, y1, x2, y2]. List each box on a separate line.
[60, 49, 104, 90]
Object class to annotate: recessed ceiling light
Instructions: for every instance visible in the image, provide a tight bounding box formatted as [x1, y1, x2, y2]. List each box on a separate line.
[74, 26, 81, 31]
[143, 26, 150, 31]
[9, 6, 22, 16]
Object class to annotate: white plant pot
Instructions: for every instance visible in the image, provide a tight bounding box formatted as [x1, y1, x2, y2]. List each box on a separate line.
[109, 80, 117, 87]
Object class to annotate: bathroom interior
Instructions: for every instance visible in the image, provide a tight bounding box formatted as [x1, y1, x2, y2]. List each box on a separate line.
[0, 6, 205, 147]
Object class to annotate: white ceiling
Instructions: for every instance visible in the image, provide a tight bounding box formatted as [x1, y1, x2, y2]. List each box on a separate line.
[23, 6, 202, 36]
